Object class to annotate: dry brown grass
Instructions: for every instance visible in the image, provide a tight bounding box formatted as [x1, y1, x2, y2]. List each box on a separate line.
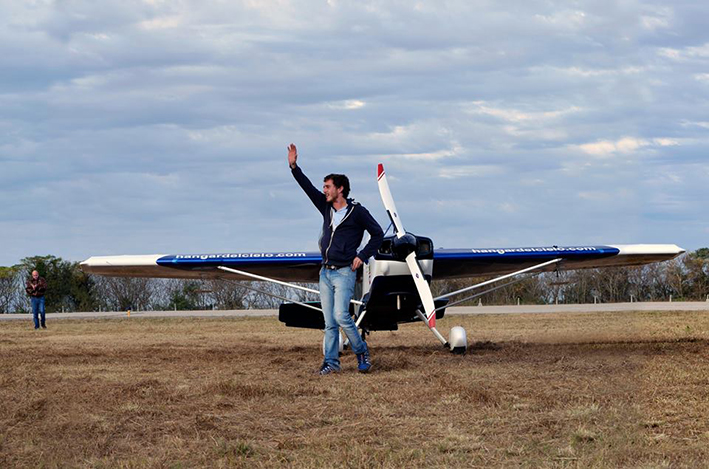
[1, 310, 709, 468]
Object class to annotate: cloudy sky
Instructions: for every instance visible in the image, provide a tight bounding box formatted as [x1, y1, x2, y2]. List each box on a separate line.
[1, 0, 707, 266]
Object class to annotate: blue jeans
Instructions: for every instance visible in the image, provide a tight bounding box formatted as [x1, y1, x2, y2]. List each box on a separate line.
[320, 266, 367, 369]
[31, 297, 46, 329]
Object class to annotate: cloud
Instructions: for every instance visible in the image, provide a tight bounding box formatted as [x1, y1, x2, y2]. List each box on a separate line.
[659, 43, 709, 61]
[534, 10, 587, 29]
[325, 99, 366, 110]
[465, 101, 582, 123]
[1, 0, 708, 265]
[573, 137, 680, 158]
[439, 165, 505, 179]
[139, 15, 183, 30]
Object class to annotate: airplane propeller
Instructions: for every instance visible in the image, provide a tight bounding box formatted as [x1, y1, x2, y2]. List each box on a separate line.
[377, 164, 438, 331]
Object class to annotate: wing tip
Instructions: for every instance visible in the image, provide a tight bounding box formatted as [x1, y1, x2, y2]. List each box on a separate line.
[377, 163, 384, 178]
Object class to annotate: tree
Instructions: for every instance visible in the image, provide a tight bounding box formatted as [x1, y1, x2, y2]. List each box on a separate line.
[694, 248, 709, 260]
[17, 256, 99, 312]
[663, 257, 689, 300]
[19, 255, 76, 312]
[95, 276, 156, 311]
[0, 266, 19, 313]
[683, 249, 709, 300]
[165, 280, 204, 310]
[70, 269, 99, 312]
[208, 279, 248, 310]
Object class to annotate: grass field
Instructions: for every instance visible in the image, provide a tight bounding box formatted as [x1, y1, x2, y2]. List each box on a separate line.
[1, 310, 709, 468]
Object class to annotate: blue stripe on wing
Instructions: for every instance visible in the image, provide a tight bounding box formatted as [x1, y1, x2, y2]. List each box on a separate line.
[157, 252, 323, 268]
[434, 245, 620, 261]
[432, 246, 621, 278]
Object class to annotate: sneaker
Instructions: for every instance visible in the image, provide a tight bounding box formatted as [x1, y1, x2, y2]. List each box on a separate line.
[41, 325, 47, 329]
[318, 363, 339, 376]
[356, 349, 372, 373]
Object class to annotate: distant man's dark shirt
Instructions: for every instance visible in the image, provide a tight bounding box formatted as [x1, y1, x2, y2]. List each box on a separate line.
[26, 277, 47, 298]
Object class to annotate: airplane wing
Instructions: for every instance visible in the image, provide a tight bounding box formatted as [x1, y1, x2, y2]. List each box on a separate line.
[80, 244, 684, 282]
[432, 244, 685, 279]
[80, 252, 324, 282]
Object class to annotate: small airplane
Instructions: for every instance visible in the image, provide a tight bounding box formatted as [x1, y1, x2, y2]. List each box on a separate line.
[80, 164, 685, 353]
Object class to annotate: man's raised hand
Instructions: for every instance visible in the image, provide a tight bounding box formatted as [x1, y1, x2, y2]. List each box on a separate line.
[287, 143, 298, 169]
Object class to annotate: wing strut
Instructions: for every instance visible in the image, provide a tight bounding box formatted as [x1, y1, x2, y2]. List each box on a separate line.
[234, 280, 323, 313]
[434, 258, 562, 302]
[216, 265, 363, 306]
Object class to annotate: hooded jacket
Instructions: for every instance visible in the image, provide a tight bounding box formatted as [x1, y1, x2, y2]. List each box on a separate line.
[292, 165, 384, 267]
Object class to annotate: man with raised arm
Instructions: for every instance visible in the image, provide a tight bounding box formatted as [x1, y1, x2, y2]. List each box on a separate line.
[288, 143, 383, 375]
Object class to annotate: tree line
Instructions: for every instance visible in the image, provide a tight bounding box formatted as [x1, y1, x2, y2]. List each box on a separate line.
[431, 248, 709, 305]
[0, 255, 317, 314]
[1, 250, 707, 314]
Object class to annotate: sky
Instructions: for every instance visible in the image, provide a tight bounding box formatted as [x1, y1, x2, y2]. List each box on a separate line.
[1, 0, 708, 266]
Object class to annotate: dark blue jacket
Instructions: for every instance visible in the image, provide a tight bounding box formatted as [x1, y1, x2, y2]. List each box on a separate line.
[292, 165, 384, 266]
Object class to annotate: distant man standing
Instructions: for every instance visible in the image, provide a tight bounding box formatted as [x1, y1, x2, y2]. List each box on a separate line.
[26, 270, 47, 329]
[288, 143, 383, 375]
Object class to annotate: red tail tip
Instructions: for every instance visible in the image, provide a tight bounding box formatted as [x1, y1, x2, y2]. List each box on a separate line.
[377, 163, 384, 178]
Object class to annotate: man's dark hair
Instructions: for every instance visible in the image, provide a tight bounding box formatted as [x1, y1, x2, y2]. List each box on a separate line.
[324, 173, 350, 198]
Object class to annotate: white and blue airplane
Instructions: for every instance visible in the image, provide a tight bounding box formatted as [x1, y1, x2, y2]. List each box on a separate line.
[81, 164, 684, 353]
